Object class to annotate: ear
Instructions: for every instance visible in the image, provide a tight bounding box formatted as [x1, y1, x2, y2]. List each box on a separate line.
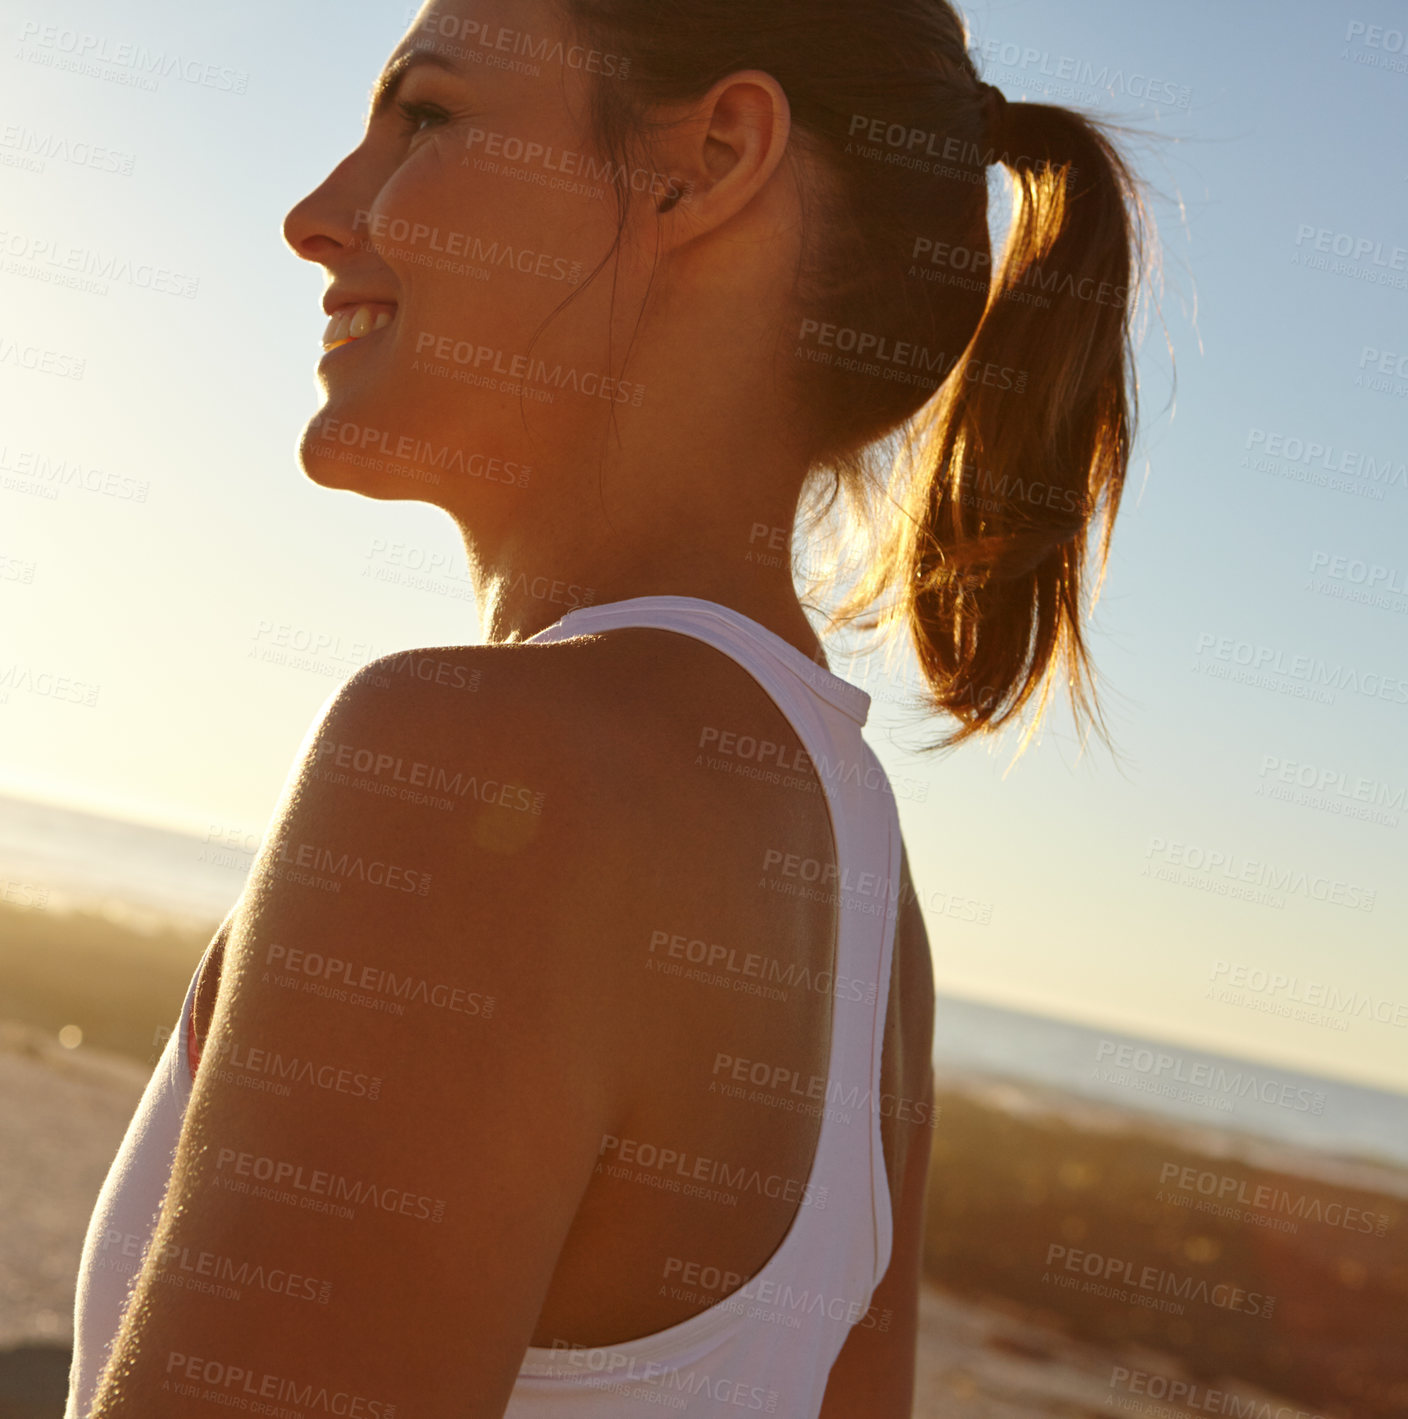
[648, 69, 793, 243]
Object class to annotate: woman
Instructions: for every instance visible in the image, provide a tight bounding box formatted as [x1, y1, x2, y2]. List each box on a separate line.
[67, 1, 1150, 1415]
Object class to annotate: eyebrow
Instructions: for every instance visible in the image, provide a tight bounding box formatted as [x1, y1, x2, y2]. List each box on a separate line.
[366, 49, 463, 122]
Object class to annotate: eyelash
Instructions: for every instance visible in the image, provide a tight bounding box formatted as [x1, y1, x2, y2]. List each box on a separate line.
[395, 100, 448, 135]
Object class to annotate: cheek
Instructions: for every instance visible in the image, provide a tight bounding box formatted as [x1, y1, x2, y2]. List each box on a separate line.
[370, 141, 619, 346]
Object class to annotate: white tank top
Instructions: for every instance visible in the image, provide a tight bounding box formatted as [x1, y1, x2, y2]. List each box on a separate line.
[66, 595, 903, 1419]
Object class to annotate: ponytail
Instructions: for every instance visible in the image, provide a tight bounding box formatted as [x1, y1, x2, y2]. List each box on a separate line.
[822, 100, 1154, 756]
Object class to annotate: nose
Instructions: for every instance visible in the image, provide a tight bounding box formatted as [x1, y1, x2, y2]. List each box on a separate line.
[282, 151, 368, 263]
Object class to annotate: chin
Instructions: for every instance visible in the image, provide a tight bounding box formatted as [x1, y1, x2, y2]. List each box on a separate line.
[295, 393, 441, 503]
[296, 427, 430, 503]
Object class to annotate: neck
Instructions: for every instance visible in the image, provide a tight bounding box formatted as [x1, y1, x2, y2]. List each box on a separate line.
[474, 553, 832, 671]
[441, 271, 833, 667]
[452, 480, 831, 669]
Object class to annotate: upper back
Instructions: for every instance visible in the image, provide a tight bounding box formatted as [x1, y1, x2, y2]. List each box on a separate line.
[494, 596, 934, 1415]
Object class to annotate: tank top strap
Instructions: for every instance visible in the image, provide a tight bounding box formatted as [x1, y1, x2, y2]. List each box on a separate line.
[529, 595, 872, 726]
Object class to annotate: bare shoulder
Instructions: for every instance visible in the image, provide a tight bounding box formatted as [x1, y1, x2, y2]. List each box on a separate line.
[342, 630, 704, 762]
[331, 630, 717, 836]
[104, 638, 733, 1418]
[329, 637, 625, 793]
[336, 623, 799, 823]
[285, 631, 742, 950]
[228, 633, 686, 1042]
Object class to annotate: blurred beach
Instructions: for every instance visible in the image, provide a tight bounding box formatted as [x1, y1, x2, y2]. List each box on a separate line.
[1, 792, 1405, 1418]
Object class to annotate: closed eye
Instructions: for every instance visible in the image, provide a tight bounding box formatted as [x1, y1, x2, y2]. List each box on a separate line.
[395, 100, 450, 136]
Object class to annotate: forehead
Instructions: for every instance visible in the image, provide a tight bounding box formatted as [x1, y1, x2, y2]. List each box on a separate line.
[391, 0, 567, 70]
[373, 0, 578, 112]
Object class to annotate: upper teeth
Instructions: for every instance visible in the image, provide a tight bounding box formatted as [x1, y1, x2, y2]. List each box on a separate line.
[323, 303, 396, 349]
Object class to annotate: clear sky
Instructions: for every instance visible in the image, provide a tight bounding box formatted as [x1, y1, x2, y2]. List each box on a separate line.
[2, 0, 1405, 1093]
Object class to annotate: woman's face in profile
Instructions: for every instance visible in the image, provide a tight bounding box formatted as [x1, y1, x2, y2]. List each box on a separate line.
[282, 0, 659, 506]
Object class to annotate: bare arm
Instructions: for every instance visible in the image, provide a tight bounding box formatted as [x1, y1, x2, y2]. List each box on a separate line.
[85, 654, 628, 1419]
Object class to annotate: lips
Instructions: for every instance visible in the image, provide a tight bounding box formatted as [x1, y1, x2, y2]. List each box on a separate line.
[322, 301, 398, 352]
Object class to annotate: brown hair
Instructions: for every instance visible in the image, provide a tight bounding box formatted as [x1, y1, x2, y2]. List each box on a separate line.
[555, 0, 1160, 757]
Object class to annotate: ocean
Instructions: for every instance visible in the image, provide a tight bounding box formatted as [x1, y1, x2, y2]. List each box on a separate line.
[2, 790, 1404, 1169]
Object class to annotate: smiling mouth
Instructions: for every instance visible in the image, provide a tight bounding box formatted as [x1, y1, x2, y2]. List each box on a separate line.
[322, 302, 398, 352]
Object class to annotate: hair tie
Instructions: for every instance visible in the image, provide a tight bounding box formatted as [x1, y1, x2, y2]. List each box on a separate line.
[979, 82, 1008, 154]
